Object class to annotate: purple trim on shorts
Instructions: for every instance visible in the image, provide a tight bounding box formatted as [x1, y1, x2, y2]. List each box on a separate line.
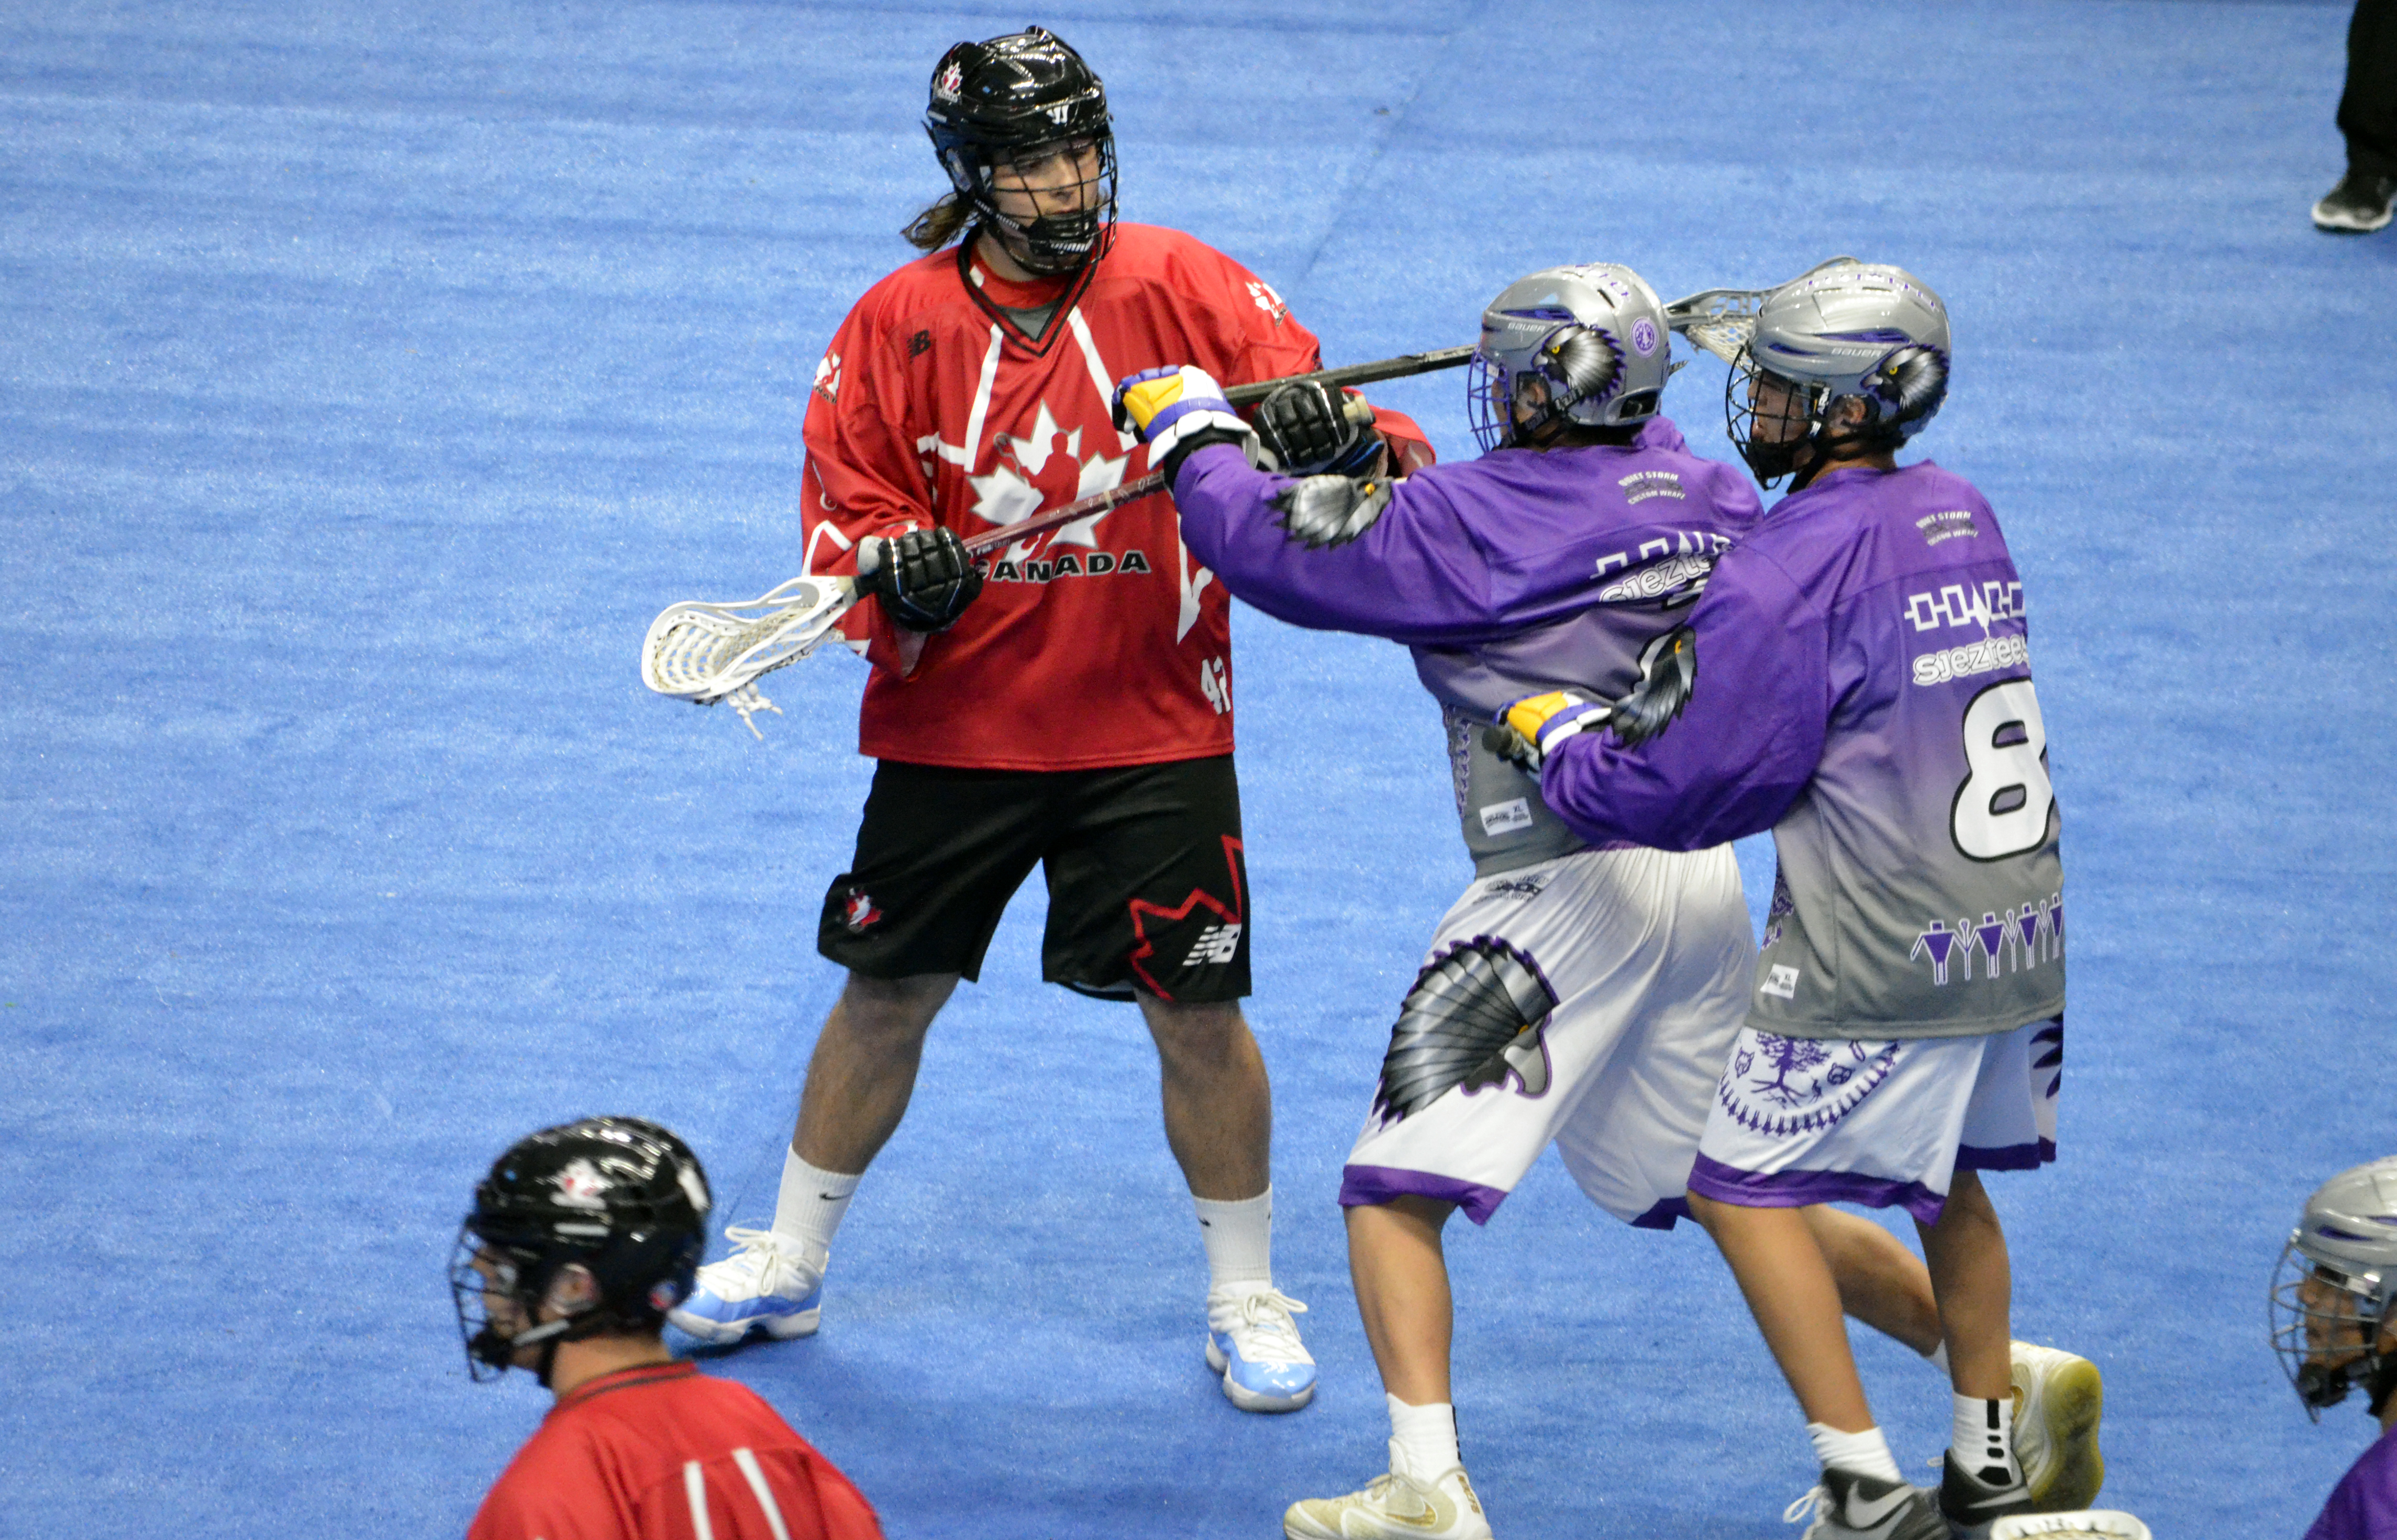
[1339, 1165, 1509, 1226]
[1687, 1153, 1949, 1227]
[1628, 1195, 1689, 1231]
[1957, 1137, 2058, 1172]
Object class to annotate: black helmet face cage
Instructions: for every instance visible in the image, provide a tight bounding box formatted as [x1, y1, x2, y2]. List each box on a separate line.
[961, 132, 1117, 276]
[1725, 347, 1823, 488]
[450, 1224, 557, 1383]
[1466, 319, 1622, 454]
[2270, 1240, 2394, 1421]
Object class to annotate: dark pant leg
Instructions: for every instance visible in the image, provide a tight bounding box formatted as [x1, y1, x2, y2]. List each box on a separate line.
[2340, 0, 2397, 178]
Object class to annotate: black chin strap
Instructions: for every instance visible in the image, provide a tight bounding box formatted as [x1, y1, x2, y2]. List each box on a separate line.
[2369, 1349, 2397, 1421]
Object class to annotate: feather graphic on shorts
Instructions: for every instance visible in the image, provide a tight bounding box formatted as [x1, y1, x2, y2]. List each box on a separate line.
[1373, 938, 1559, 1123]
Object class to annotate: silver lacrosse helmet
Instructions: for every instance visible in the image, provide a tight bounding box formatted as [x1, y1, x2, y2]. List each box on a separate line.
[1467, 263, 1671, 453]
[2270, 1155, 2397, 1421]
[1726, 258, 1950, 488]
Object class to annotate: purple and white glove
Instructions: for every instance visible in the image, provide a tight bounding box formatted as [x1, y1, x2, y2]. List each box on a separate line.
[1112, 365, 1262, 484]
[1484, 690, 1613, 772]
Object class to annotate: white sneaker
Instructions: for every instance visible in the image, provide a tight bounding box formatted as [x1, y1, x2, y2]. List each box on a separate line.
[1205, 1284, 1316, 1412]
[2011, 1340, 2104, 1511]
[1283, 1439, 1492, 1539]
[667, 1226, 825, 1346]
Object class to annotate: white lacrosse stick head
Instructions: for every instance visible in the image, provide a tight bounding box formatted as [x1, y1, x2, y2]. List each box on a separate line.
[640, 574, 858, 704]
[1664, 256, 1863, 364]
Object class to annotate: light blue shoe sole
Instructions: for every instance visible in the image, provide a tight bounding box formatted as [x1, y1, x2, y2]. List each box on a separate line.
[1207, 1333, 1316, 1413]
[669, 1290, 822, 1346]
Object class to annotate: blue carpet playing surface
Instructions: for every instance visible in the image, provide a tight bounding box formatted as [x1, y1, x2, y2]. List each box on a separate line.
[4, 2, 2394, 1535]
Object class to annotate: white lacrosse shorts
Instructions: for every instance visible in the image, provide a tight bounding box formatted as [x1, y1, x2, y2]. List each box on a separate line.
[1337, 844, 1754, 1230]
[1686, 1016, 2063, 1226]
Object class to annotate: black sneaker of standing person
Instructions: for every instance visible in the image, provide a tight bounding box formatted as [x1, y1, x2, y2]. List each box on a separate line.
[2313, 170, 2397, 231]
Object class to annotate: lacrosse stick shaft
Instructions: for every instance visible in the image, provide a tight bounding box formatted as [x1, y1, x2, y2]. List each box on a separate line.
[1220, 344, 1476, 407]
[959, 344, 1474, 557]
[961, 472, 1164, 556]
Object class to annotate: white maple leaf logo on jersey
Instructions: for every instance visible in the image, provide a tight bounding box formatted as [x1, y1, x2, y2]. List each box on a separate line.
[1246, 280, 1289, 325]
[812, 351, 841, 402]
[969, 398, 1130, 548]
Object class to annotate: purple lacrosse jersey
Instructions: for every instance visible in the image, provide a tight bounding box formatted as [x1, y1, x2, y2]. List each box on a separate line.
[1170, 420, 1760, 873]
[1538, 462, 2065, 1040]
[2310, 1422, 2397, 1540]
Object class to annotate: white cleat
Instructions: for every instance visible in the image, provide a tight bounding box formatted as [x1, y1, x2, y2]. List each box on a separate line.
[1205, 1284, 1316, 1412]
[2010, 1340, 2105, 1512]
[1283, 1440, 1492, 1539]
[667, 1226, 826, 1346]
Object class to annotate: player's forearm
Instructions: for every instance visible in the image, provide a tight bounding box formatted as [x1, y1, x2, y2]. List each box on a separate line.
[1536, 727, 1798, 851]
[1529, 606, 1823, 850]
[1171, 444, 1491, 642]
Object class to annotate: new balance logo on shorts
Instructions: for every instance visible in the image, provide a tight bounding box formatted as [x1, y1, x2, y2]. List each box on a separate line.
[1183, 923, 1241, 966]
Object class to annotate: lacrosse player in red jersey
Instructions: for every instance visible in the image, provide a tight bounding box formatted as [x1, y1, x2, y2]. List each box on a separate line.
[668, 25, 1431, 1415]
[454, 1118, 884, 1540]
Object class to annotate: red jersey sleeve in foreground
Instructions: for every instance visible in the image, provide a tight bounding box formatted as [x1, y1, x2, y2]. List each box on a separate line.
[468, 1365, 885, 1540]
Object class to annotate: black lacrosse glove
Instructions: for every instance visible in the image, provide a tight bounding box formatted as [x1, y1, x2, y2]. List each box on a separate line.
[857, 526, 983, 633]
[1255, 381, 1382, 477]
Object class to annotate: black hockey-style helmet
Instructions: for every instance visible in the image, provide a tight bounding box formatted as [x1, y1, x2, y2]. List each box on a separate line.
[923, 26, 1116, 275]
[449, 1116, 712, 1383]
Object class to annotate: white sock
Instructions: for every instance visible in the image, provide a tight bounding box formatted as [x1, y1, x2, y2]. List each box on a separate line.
[1951, 1392, 2019, 1486]
[769, 1150, 857, 1262]
[1388, 1394, 1461, 1478]
[1194, 1189, 1273, 1292]
[1807, 1423, 1904, 1484]
[1927, 1342, 1951, 1373]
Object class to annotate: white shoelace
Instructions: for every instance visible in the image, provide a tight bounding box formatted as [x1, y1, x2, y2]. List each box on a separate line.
[1220, 1288, 1309, 1360]
[719, 1225, 813, 1292]
[1783, 1483, 1828, 1525]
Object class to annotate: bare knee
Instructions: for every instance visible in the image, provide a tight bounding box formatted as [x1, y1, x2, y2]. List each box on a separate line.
[1347, 1194, 1456, 1244]
[1137, 994, 1251, 1059]
[835, 971, 956, 1043]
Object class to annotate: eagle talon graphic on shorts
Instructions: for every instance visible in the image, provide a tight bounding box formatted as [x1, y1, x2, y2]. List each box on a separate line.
[1372, 938, 1560, 1125]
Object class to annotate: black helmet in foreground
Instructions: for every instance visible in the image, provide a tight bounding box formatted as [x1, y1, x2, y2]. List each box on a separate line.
[923, 26, 1116, 275]
[449, 1116, 712, 1384]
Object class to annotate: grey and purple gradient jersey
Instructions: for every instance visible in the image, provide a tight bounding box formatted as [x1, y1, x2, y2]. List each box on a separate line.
[1170, 418, 1760, 875]
[1538, 461, 2065, 1040]
[2308, 1421, 2397, 1540]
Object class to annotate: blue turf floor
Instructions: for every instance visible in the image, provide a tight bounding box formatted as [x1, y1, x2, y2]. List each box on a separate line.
[4, 2, 2394, 1535]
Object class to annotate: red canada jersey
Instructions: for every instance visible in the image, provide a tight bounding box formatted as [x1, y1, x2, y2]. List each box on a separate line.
[798, 223, 1429, 771]
[468, 1362, 883, 1540]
